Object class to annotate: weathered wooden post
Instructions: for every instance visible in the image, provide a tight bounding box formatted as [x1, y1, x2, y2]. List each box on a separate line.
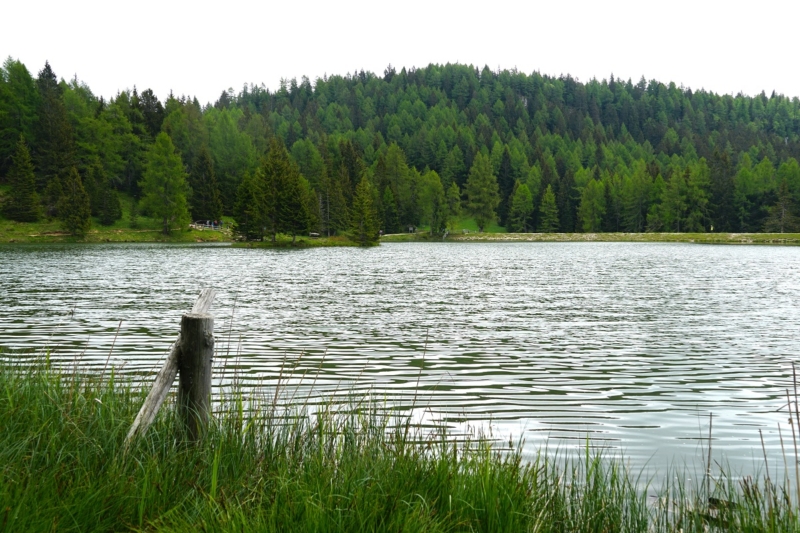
[125, 289, 216, 446]
[177, 312, 214, 441]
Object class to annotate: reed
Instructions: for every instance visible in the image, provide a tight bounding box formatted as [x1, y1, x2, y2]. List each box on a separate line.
[1, 357, 798, 532]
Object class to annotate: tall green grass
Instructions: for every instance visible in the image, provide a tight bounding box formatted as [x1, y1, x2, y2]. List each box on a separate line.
[1, 358, 797, 532]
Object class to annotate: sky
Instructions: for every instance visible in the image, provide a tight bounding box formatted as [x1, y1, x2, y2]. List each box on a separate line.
[3, 0, 799, 105]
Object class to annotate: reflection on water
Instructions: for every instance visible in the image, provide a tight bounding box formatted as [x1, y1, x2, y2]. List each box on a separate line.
[1, 241, 799, 473]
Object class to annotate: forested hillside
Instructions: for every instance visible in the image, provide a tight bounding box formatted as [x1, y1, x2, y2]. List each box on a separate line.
[2, 58, 800, 238]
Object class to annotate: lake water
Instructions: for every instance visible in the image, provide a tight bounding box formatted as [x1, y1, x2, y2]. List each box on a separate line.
[1, 241, 799, 475]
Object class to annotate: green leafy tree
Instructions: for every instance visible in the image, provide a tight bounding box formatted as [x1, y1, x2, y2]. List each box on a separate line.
[538, 184, 559, 232]
[140, 132, 190, 234]
[465, 152, 500, 232]
[349, 176, 380, 246]
[189, 146, 223, 222]
[57, 166, 91, 235]
[508, 181, 534, 232]
[3, 136, 41, 221]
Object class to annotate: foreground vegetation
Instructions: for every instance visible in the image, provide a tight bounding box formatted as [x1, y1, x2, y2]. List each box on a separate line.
[1, 359, 798, 532]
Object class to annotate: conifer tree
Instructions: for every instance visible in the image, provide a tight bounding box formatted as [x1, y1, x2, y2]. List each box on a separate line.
[140, 132, 190, 234]
[189, 146, 223, 222]
[33, 62, 75, 193]
[349, 176, 380, 246]
[98, 183, 122, 226]
[277, 159, 309, 243]
[465, 152, 500, 232]
[233, 170, 262, 241]
[763, 180, 799, 233]
[578, 179, 606, 232]
[508, 181, 534, 232]
[382, 186, 400, 233]
[3, 136, 41, 222]
[538, 184, 559, 232]
[57, 166, 91, 235]
[446, 182, 462, 230]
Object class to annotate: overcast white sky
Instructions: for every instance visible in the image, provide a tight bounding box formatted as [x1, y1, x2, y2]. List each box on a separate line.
[3, 0, 798, 105]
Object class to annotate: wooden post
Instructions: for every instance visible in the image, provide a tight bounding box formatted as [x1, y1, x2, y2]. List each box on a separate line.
[125, 289, 216, 446]
[177, 312, 214, 441]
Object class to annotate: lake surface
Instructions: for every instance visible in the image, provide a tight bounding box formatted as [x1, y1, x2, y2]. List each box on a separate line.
[1, 242, 799, 475]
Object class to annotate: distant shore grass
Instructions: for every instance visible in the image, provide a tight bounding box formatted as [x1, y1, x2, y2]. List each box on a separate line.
[382, 231, 800, 245]
[1, 359, 798, 532]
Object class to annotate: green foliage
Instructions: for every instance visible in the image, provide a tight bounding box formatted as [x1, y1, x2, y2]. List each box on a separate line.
[57, 166, 91, 235]
[539, 184, 559, 232]
[465, 152, 500, 232]
[7, 58, 800, 238]
[188, 146, 223, 222]
[508, 181, 534, 232]
[139, 132, 190, 234]
[381, 186, 400, 233]
[3, 136, 41, 221]
[349, 176, 380, 245]
[763, 179, 799, 233]
[578, 178, 606, 232]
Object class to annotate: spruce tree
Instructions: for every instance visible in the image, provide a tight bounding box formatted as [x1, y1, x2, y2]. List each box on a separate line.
[233, 170, 262, 241]
[538, 184, 559, 232]
[3, 136, 41, 222]
[57, 166, 91, 235]
[189, 146, 223, 222]
[349, 176, 380, 246]
[763, 180, 799, 233]
[277, 159, 309, 243]
[33, 62, 75, 194]
[464, 152, 500, 232]
[98, 185, 122, 226]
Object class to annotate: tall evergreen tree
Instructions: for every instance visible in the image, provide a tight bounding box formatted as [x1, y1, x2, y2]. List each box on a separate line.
[140, 132, 190, 234]
[382, 186, 400, 233]
[57, 166, 91, 235]
[465, 152, 500, 232]
[538, 184, 559, 232]
[349, 176, 380, 246]
[189, 146, 223, 221]
[3, 136, 41, 222]
[578, 178, 606, 232]
[508, 181, 534, 232]
[33, 61, 75, 193]
[763, 179, 799, 233]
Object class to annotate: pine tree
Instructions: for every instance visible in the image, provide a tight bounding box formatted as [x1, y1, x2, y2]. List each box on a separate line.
[277, 159, 309, 243]
[140, 132, 190, 234]
[349, 176, 380, 246]
[464, 152, 500, 232]
[189, 146, 223, 222]
[233, 171, 262, 241]
[3, 136, 41, 222]
[57, 166, 91, 235]
[538, 184, 559, 232]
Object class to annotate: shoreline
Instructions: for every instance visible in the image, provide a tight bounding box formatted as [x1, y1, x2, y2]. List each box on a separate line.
[381, 231, 800, 245]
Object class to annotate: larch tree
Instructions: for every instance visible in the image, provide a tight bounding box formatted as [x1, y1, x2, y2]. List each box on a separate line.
[140, 132, 190, 234]
[3, 136, 41, 222]
[538, 184, 559, 232]
[508, 181, 534, 232]
[578, 178, 606, 232]
[465, 152, 499, 232]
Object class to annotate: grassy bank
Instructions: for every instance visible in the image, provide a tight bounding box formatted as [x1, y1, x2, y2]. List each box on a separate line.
[1, 360, 797, 531]
[382, 231, 800, 245]
[0, 195, 232, 244]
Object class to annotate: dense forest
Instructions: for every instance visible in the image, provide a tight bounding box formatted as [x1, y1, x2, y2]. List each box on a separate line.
[2, 58, 800, 240]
